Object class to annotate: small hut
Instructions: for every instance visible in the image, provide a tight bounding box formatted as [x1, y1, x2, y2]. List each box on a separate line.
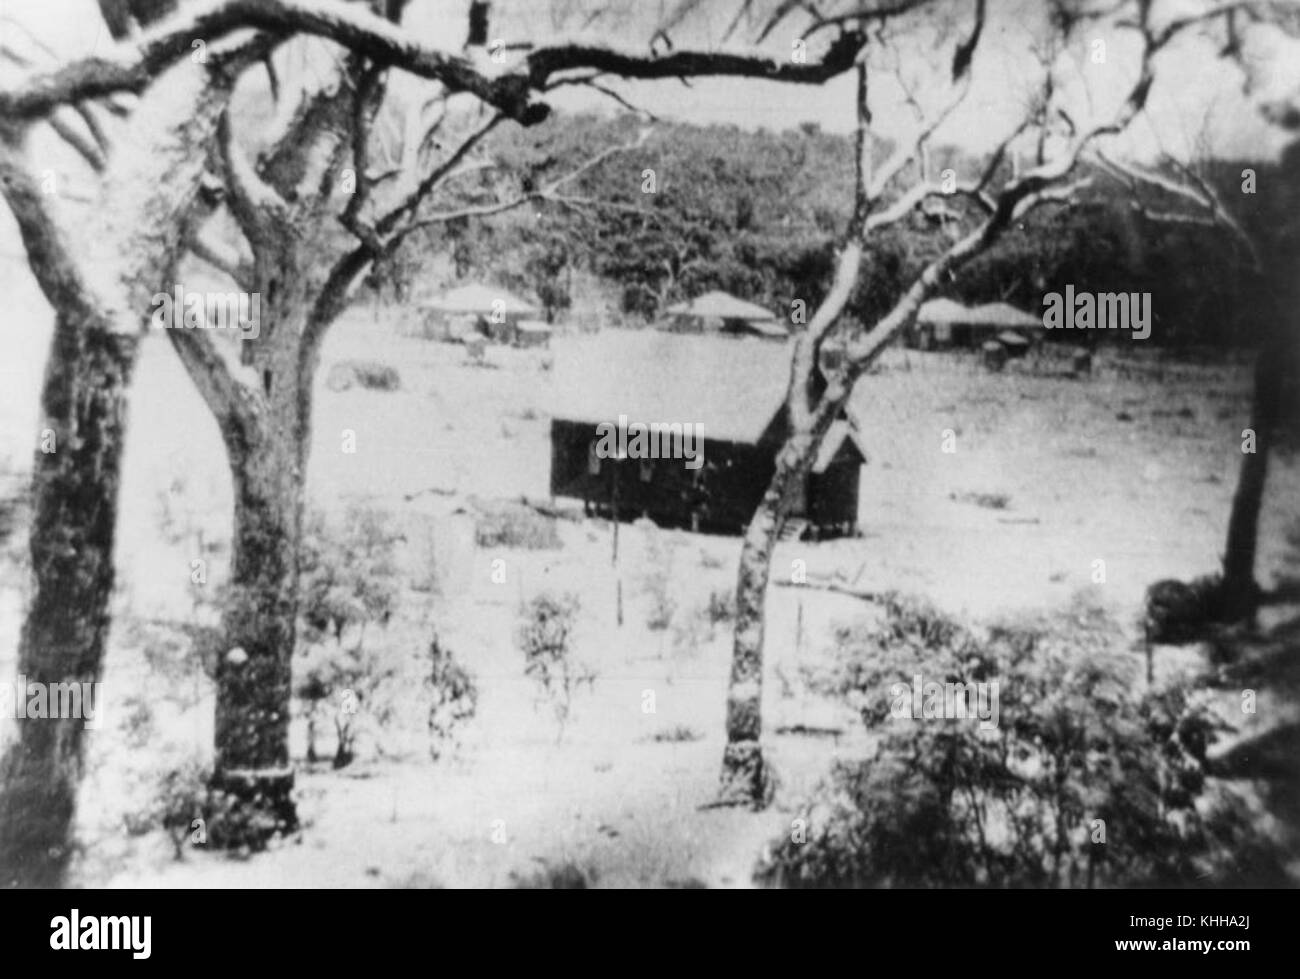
[422, 284, 538, 344]
[909, 299, 1042, 352]
[664, 290, 788, 341]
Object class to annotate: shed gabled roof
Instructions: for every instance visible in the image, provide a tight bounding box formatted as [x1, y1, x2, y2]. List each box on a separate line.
[814, 421, 868, 472]
[665, 290, 776, 322]
[551, 331, 793, 444]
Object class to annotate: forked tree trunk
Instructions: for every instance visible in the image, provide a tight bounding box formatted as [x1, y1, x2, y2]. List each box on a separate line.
[0, 319, 137, 887]
[196, 66, 367, 825]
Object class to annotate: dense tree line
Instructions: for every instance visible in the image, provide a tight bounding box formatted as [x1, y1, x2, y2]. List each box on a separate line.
[385, 110, 1285, 350]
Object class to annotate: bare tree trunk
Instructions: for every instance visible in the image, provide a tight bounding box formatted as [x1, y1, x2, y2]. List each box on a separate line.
[1221, 326, 1286, 614]
[719, 431, 827, 805]
[200, 240, 319, 823]
[211, 429, 304, 832]
[718, 488, 783, 804]
[0, 25, 276, 883]
[0, 319, 137, 887]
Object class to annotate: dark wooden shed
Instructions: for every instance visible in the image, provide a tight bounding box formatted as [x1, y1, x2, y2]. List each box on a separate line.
[549, 333, 865, 538]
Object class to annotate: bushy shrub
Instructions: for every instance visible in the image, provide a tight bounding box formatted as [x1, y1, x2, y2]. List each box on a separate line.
[949, 490, 1011, 511]
[648, 724, 703, 744]
[1142, 573, 1227, 644]
[298, 506, 400, 646]
[425, 633, 478, 760]
[474, 503, 560, 549]
[645, 588, 675, 631]
[510, 859, 594, 889]
[297, 642, 399, 768]
[295, 505, 402, 767]
[517, 593, 595, 738]
[325, 360, 401, 392]
[704, 588, 735, 625]
[670, 611, 709, 663]
[145, 476, 226, 698]
[140, 760, 287, 858]
[757, 593, 1282, 888]
[133, 760, 208, 858]
[670, 589, 734, 660]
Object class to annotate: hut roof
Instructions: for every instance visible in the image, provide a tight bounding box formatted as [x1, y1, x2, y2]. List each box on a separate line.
[736, 318, 790, 338]
[917, 298, 972, 325]
[552, 332, 793, 444]
[978, 302, 1042, 329]
[423, 284, 537, 315]
[918, 298, 1040, 329]
[665, 290, 776, 321]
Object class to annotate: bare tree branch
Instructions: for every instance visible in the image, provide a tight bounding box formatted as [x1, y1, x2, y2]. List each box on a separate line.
[1148, 0, 1263, 49]
[306, 125, 648, 375]
[792, 0, 935, 40]
[0, 142, 107, 325]
[47, 110, 107, 171]
[217, 109, 290, 241]
[545, 74, 660, 120]
[0, 0, 867, 124]
[166, 326, 260, 435]
[383, 128, 648, 254]
[339, 62, 386, 232]
[839, 182, 1085, 376]
[951, 0, 986, 81]
[189, 230, 254, 287]
[372, 111, 505, 239]
[789, 0, 1186, 387]
[787, 61, 872, 431]
[528, 27, 864, 86]
[1094, 149, 1261, 270]
[867, 72, 971, 199]
[73, 102, 111, 154]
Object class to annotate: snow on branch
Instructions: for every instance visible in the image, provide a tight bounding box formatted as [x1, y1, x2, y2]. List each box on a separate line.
[0, 0, 866, 126]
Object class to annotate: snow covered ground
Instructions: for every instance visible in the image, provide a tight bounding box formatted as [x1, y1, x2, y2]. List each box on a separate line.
[1, 284, 1294, 887]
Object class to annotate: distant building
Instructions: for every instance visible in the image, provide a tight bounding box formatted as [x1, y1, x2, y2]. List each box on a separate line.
[664, 290, 789, 341]
[549, 333, 865, 538]
[909, 298, 1042, 352]
[420, 284, 539, 344]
